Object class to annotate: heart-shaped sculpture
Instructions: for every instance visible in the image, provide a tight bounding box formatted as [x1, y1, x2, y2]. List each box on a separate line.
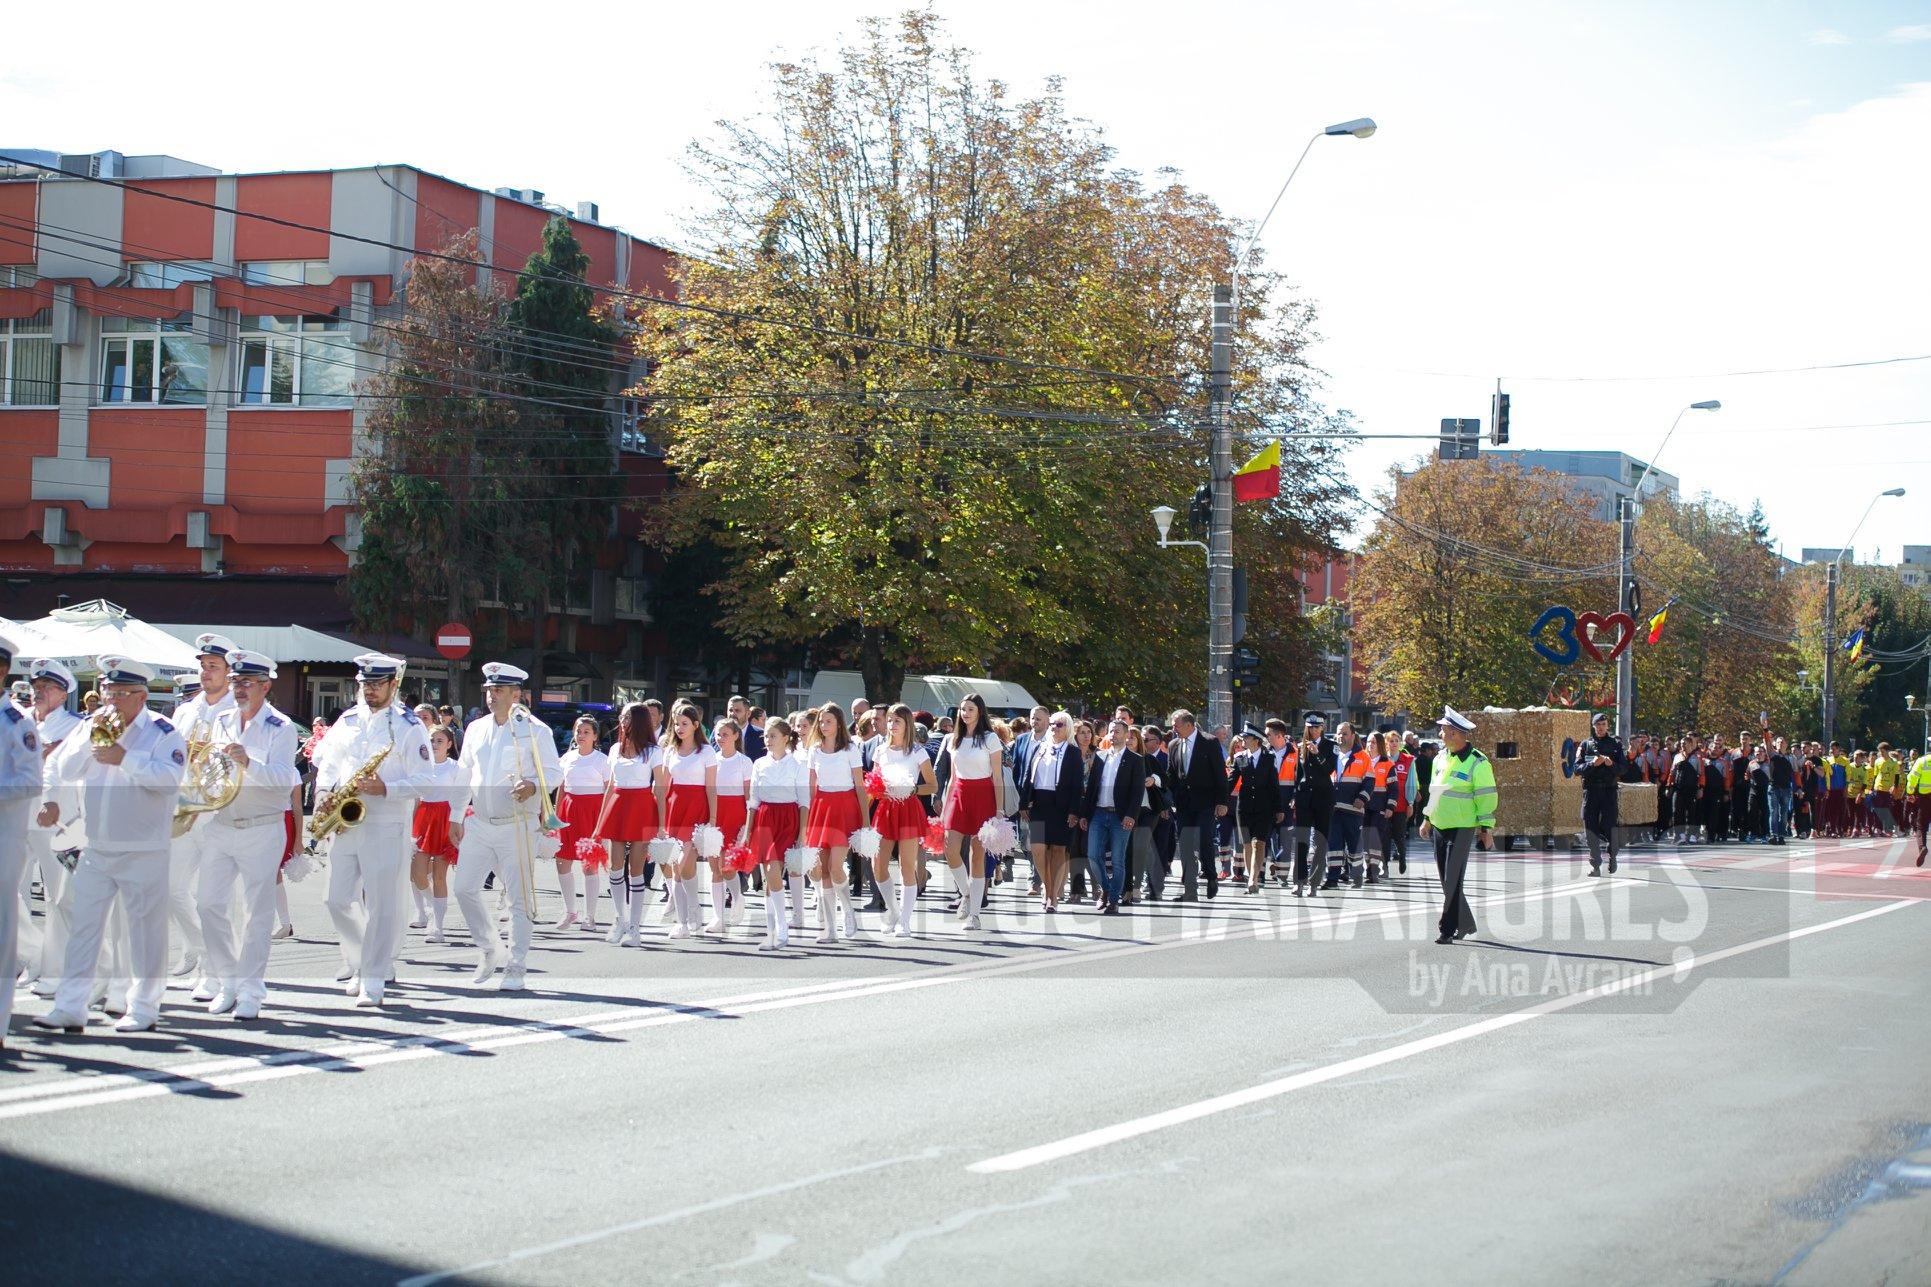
[1575, 611, 1637, 663]
[1529, 606, 1580, 666]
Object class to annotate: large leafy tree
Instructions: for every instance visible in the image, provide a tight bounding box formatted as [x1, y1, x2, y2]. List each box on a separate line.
[630, 11, 1351, 710]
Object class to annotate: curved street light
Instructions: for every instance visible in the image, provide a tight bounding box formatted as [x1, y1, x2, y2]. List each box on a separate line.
[1823, 485, 1908, 743]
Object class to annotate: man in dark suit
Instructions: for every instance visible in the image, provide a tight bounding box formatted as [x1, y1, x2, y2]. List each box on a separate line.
[1293, 714, 1338, 896]
[727, 695, 764, 760]
[1079, 718, 1145, 913]
[1166, 709, 1228, 900]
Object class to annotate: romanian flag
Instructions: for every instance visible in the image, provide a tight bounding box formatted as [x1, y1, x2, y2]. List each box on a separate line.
[1645, 597, 1676, 645]
[1233, 441, 1281, 503]
[1844, 629, 1866, 663]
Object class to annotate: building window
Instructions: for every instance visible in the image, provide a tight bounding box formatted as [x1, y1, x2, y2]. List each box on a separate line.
[0, 266, 37, 288]
[236, 315, 353, 406]
[125, 261, 215, 289]
[1, 312, 61, 406]
[98, 316, 207, 404]
[241, 260, 333, 286]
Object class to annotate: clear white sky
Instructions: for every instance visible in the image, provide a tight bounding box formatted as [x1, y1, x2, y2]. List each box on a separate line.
[7, 0, 1927, 561]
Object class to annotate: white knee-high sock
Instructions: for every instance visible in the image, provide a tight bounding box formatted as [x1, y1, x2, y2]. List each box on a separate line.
[951, 864, 971, 916]
[771, 882, 790, 943]
[275, 885, 291, 927]
[432, 895, 447, 931]
[818, 881, 837, 935]
[966, 876, 986, 918]
[412, 885, 428, 917]
[877, 875, 899, 927]
[788, 874, 806, 927]
[559, 866, 578, 915]
[897, 880, 918, 933]
[681, 877, 703, 928]
[611, 868, 631, 926]
[581, 871, 599, 925]
[835, 881, 857, 932]
[710, 881, 731, 927]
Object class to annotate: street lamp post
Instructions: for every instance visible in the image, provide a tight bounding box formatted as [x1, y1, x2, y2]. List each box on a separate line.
[1823, 486, 1906, 745]
[1615, 400, 1721, 742]
[1204, 116, 1374, 733]
[1907, 694, 1930, 755]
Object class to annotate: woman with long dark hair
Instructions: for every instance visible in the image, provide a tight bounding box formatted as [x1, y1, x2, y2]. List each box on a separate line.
[805, 703, 867, 943]
[873, 703, 939, 937]
[938, 694, 1003, 931]
[596, 701, 662, 947]
[659, 699, 718, 940]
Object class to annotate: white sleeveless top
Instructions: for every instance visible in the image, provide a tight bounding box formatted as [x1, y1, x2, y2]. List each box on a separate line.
[809, 745, 862, 792]
[950, 736, 997, 780]
[664, 744, 717, 787]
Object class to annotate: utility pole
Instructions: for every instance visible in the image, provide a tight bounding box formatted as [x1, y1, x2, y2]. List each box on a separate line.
[1821, 561, 1837, 744]
[1615, 494, 1637, 742]
[1207, 283, 1235, 734]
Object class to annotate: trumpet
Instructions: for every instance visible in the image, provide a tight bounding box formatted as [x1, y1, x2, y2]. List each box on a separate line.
[90, 707, 126, 747]
[306, 746, 392, 851]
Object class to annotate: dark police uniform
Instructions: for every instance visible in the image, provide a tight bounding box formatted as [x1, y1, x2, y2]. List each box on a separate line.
[1572, 722, 1626, 873]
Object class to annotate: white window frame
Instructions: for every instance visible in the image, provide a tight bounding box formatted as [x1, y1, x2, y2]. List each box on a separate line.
[241, 259, 334, 287]
[124, 261, 215, 289]
[97, 315, 208, 405]
[1, 311, 61, 407]
[234, 315, 354, 408]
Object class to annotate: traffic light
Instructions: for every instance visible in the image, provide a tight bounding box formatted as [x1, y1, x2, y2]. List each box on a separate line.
[1187, 482, 1212, 533]
[1231, 646, 1261, 692]
[1490, 390, 1511, 445]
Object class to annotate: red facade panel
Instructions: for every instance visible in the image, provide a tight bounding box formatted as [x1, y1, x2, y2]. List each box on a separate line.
[121, 177, 216, 261]
[233, 173, 332, 261]
[84, 537, 198, 573]
[0, 182, 35, 264]
[92, 407, 206, 509]
[412, 173, 481, 255]
[626, 242, 677, 298]
[222, 541, 347, 576]
[575, 221, 617, 288]
[226, 408, 349, 515]
[1, 410, 60, 506]
[490, 198, 549, 275]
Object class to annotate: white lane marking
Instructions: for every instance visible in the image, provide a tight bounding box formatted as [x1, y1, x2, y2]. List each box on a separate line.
[1, 877, 1618, 1120]
[397, 1150, 942, 1287]
[965, 897, 1920, 1173]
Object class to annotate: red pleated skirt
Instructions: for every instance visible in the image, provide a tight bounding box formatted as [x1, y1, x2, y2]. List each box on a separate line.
[805, 789, 862, 848]
[873, 793, 927, 842]
[942, 776, 997, 837]
[750, 802, 800, 867]
[412, 801, 458, 862]
[596, 787, 658, 842]
[558, 792, 607, 869]
[717, 793, 748, 843]
[665, 783, 711, 841]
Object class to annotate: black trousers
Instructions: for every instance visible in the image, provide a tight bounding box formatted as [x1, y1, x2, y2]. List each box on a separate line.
[1433, 826, 1477, 937]
[1582, 788, 1618, 860]
[1175, 805, 1221, 896]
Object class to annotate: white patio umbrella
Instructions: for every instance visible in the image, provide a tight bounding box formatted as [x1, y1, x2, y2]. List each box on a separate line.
[8, 599, 201, 677]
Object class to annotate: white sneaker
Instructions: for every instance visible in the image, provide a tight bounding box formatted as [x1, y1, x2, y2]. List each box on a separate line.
[190, 982, 218, 1003]
[354, 985, 383, 1008]
[759, 937, 779, 952]
[269, 924, 294, 941]
[470, 952, 500, 985]
[583, 920, 600, 935]
[234, 996, 261, 1021]
[408, 913, 429, 929]
[29, 979, 56, 999]
[668, 923, 692, 940]
[498, 968, 526, 991]
[623, 923, 641, 948]
[114, 1014, 157, 1033]
[552, 911, 578, 932]
[426, 928, 447, 945]
[703, 918, 727, 936]
[207, 990, 236, 1015]
[170, 953, 200, 979]
[31, 1009, 87, 1033]
[334, 964, 355, 982]
[893, 922, 912, 939]
[606, 920, 626, 945]
[964, 913, 981, 931]
[344, 977, 362, 997]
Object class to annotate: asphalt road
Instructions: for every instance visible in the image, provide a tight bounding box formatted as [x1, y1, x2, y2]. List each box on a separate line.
[4, 834, 1928, 1286]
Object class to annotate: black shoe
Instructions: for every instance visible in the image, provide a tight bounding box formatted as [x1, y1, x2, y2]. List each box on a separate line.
[1454, 926, 1473, 939]
[1175, 892, 1199, 902]
[1101, 902, 1120, 916]
[867, 894, 887, 911]
[1397, 856, 1407, 874]
[1588, 861, 1601, 877]
[1607, 855, 1618, 873]
[1435, 933, 1455, 945]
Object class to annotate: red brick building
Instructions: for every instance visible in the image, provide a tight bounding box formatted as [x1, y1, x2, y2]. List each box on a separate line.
[0, 149, 675, 714]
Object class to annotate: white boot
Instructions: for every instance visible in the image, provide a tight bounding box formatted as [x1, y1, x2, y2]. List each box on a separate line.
[896, 880, 918, 938]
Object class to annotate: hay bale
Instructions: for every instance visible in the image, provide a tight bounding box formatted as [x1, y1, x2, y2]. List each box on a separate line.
[1475, 706, 1591, 836]
[1617, 780, 1658, 825]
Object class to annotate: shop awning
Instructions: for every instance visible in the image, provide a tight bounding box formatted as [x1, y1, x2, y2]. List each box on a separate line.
[154, 623, 376, 665]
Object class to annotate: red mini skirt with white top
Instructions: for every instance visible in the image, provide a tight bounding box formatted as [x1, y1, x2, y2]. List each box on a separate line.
[557, 792, 606, 868]
[597, 788, 658, 842]
[665, 784, 711, 840]
[412, 801, 458, 862]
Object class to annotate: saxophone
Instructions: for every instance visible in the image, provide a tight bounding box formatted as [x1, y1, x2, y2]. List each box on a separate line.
[305, 745, 392, 852]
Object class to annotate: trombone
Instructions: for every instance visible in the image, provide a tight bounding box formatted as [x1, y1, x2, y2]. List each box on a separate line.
[506, 704, 560, 921]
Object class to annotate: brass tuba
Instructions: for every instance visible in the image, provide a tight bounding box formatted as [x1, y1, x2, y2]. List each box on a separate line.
[172, 729, 245, 838]
[305, 745, 392, 852]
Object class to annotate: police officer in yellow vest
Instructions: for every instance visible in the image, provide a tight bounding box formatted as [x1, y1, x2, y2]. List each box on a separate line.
[1906, 750, 1931, 867]
[1419, 707, 1496, 945]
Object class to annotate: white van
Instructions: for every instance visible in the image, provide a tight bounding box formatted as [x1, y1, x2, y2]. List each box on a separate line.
[803, 670, 1040, 721]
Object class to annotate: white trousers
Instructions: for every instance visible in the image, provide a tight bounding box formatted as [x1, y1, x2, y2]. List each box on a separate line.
[25, 827, 74, 982]
[167, 823, 207, 961]
[54, 847, 169, 1023]
[196, 818, 284, 1005]
[323, 811, 409, 984]
[452, 816, 538, 967]
[0, 805, 28, 1036]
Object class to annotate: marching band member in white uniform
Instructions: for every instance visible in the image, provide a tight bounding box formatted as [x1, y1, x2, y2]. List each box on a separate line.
[315, 653, 433, 1008]
[23, 658, 83, 996]
[0, 633, 44, 1050]
[165, 633, 238, 993]
[450, 663, 562, 991]
[193, 651, 300, 1021]
[33, 656, 187, 1035]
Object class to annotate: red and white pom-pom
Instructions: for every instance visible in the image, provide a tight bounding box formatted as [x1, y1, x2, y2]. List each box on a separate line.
[785, 846, 814, 876]
[692, 822, 725, 860]
[863, 768, 887, 801]
[922, 818, 948, 853]
[283, 851, 321, 884]
[575, 836, 604, 861]
[646, 835, 680, 865]
[977, 815, 1020, 857]
[722, 843, 756, 874]
[848, 826, 881, 859]
[883, 764, 917, 800]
